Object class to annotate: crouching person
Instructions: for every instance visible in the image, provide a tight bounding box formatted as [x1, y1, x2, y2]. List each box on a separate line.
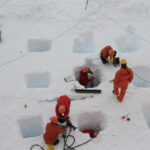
[43, 116, 66, 149]
[100, 46, 117, 64]
[79, 66, 97, 88]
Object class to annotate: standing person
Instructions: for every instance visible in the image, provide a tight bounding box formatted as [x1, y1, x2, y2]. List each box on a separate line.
[100, 46, 117, 64]
[79, 66, 96, 88]
[55, 95, 76, 130]
[43, 116, 66, 148]
[113, 59, 133, 102]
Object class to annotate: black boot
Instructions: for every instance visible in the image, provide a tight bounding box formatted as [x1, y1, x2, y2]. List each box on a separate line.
[53, 139, 59, 145]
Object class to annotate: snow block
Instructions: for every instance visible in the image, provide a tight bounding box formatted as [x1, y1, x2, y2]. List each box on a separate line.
[142, 103, 150, 128]
[18, 116, 44, 138]
[26, 72, 50, 88]
[132, 66, 150, 88]
[115, 25, 140, 53]
[28, 39, 52, 52]
[78, 111, 106, 132]
[73, 31, 96, 53]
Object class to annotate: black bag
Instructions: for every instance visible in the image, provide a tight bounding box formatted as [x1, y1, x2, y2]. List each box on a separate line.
[113, 57, 120, 67]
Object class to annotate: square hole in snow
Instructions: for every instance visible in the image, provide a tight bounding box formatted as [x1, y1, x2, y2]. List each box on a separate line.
[18, 116, 44, 138]
[28, 39, 52, 52]
[26, 72, 50, 88]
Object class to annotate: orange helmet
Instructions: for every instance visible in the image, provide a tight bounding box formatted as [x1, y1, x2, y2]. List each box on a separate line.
[50, 116, 58, 124]
[109, 49, 114, 57]
[83, 66, 89, 73]
[58, 105, 66, 114]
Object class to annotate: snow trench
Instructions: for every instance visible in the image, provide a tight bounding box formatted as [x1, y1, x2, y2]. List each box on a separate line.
[18, 115, 44, 138]
[132, 66, 150, 88]
[28, 39, 52, 52]
[73, 58, 101, 88]
[73, 31, 96, 53]
[26, 72, 50, 88]
[115, 25, 140, 53]
[78, 111, 107, 133]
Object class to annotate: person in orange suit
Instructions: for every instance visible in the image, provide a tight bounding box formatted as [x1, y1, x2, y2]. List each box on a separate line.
[43, 116, 66, 145]
[100, 46, 117, 64]
[113, 59, 133, 102]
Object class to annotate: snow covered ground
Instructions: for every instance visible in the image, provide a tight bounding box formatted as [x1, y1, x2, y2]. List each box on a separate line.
[0, 0, 150, 150]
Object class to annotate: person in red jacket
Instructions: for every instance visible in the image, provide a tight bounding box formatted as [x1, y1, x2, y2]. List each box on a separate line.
[113, 59, 133, 102]
[79, 66, 96, 88]
[100, 46, 117, 64]
[82, 129, 99, 138]
[43, 116, 66, 145]
[55, 95, 76, 130]
[55, 95, 70, 123]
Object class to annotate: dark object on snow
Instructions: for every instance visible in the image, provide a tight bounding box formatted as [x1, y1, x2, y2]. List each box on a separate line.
[113, 57, 120, 67]
[67, 118, 77, 130]
[126, 118, 131, 121]
[73, 88, 101, 94]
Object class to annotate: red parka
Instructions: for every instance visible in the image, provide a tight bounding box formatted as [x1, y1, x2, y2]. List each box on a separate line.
[56, 96, 70, 120]
[82, 129, 95, 138]
[79, 70, 94, 86]
[43, 123, 65, 144]
[113, 67, 133, 102]
[100, 46, 113, 59]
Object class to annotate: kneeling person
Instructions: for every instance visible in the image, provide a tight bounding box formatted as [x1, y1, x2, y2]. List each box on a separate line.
[79, 66, 97, 88]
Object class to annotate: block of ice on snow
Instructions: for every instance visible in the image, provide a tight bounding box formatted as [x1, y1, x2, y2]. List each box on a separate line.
[115, 25, 140, 53]
[28, 39, 52, 52]
[73, 31, 96, 53]
[26, 72, 50, 88]
[132, 66, 150, 88]
[142, 103, 150, 128]
[18, 116, 44, 138]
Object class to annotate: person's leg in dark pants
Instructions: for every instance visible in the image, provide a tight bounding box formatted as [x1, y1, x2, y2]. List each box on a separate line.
[53, 139, 59, 145]
[100, 55, 108, 64]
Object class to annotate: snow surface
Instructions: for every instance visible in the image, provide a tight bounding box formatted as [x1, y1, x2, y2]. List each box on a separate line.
[0, 0, 150, 150]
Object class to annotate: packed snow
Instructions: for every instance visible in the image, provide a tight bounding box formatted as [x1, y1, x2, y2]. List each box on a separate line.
[0, 0, 150, 150]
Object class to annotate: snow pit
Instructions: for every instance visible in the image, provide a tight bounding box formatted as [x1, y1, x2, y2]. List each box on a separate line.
[78, 111, 106, 134]
[142, 103, 150, 128]
[73, 31, 96, 53]
[18, 116, 44, 138]
[115, 25, 140, 53]
[132, 66, 150, 87]
[74, 58, 101, 88]
[26, 72, 50, 88]
[28, 39, 51, 52]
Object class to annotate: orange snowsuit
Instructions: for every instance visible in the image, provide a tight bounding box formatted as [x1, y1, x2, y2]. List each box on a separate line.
[100, 46, 113, 59]
[113, 67, 133, 102]
[43, 123, 66, 144]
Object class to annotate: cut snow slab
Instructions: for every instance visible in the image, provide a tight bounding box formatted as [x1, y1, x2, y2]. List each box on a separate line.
[28, 39, 52, 52]
[26, 72, 50, 88]
[73, 31, 96, 53]
[142, 102, 150, 128]
[18, 116, 44, 138]
[132, 66, 150, 88]
[115, 25, 140, 53]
